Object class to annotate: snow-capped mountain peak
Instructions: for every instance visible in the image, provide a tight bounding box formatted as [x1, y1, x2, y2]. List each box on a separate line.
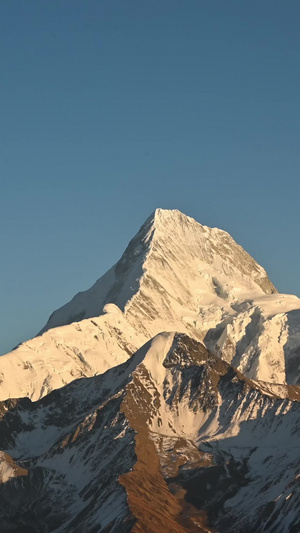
[1, 208, 300, 403]
[39, 208, 276, 336]
[1, 209, 300, 531]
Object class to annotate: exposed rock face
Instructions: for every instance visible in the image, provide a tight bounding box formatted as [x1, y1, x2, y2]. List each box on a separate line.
[1, 333, 300, 532]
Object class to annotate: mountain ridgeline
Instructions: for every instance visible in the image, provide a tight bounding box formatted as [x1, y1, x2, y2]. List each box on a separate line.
[1, 209, 300, 532]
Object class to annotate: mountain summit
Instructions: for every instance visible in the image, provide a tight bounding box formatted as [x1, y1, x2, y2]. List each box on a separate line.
[0, 209, 300, 402]
[40, 208, 276, 336]
[1, 209, 300, 532]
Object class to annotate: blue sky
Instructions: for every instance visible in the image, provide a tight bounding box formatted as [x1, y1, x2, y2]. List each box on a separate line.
[1, 1, 300, 354]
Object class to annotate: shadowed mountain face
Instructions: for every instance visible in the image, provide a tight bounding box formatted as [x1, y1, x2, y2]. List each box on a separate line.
[1, 333, 300, 532]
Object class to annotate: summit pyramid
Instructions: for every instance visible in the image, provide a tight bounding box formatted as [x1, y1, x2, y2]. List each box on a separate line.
[1, 209, 300, 402]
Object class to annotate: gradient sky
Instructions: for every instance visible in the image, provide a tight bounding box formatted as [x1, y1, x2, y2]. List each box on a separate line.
[1, 1, 300, 355]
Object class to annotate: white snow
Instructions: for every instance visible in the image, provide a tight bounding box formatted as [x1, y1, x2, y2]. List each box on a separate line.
[1, 208, 300, 401]
[208, 293, 300, 383]
[141, 332, 175, 386]
[0, 309, 146, 401]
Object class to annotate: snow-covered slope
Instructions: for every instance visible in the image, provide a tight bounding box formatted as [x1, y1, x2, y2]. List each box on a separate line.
[1, 333, 300, 532]
[0, 304, 146, 401]
[40, 208, 277, 338]
[205, 293, 300, 383]
[1, 208, 300, 402]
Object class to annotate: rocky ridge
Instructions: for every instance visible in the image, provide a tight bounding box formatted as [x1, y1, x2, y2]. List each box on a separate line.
[0, 333, 300, 532]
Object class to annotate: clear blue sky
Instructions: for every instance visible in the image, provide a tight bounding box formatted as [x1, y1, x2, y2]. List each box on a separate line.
[1, 1, 300, 355]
